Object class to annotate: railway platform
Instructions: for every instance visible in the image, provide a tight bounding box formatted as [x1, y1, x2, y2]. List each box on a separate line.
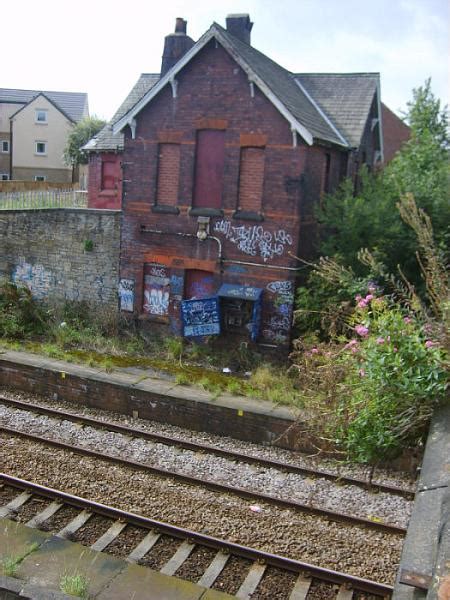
[0, 517, 233, 599]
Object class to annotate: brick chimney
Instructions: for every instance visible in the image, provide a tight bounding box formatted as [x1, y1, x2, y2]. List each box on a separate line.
[225, 14, 253, 45]
[161, 18, 195, 77]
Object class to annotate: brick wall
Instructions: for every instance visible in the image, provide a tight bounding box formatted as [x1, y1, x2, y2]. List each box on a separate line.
[0, 208, 121, 308]
[87, 153, 122, 209]
[118, 41, 350, 346]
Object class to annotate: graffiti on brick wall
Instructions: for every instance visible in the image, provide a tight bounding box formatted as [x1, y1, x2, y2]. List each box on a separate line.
[119, 279, 134, 312]
[266, 280, 294, 303]
[213, 220, 293, 262]
[143, 264, 170, 316]
[12, 260, 56, 300]
[170, 274, 184, 297]
[262, 280, 294, 344]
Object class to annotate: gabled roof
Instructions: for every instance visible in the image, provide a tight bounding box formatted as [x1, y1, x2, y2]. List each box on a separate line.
[84, 74, 159, 152]
[0, 88, 88, 122]
[295, 73, 380, 147]
[111, 22, 380, 151]
[113, 24, 349, 147]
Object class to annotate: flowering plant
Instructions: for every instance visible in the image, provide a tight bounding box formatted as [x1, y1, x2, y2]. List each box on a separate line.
[337, 292, 448, 461]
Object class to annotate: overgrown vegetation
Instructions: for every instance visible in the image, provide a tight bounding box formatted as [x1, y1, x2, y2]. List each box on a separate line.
[292, 79, 449, 462]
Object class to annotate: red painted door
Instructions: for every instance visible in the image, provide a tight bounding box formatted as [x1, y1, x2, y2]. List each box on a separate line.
[193, 130, 225, 208]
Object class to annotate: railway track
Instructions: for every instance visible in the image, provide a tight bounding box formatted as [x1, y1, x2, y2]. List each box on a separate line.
[0, 395, 414, 500]
[0, 414, 407, 535]
[0, 473, 393, 599]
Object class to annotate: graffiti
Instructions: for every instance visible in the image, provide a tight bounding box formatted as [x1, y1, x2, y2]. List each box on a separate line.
[262, 329, 289, 343]
[170, 274, 184, 296]
[213, 220, 293, 262]
[119, 279, 134, 312]
[12, 260, 56, 300]
[144, 285, 169, 315]
[143, 264, 170, 316]
[181, 297, 221, 337]
[149, 265, 167, 278]
[266, 280, 293, 296]
[267, 315, 291, 332]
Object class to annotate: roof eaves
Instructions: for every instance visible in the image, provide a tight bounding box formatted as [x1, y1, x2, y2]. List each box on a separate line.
[113, 25, 314, 145]
[293, 78, 349, 147]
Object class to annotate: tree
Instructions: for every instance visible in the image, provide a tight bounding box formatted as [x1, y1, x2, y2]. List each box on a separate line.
[318, 79, 449, 286]
[64, 116, 106, 166]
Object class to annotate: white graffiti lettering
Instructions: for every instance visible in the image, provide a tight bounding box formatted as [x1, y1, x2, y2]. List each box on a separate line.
[266, 280, 293, 295]
[214, 220, 292, 262]
[118, 279, 134, 312]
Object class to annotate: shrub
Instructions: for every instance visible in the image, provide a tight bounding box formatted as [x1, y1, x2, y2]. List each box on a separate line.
[338, 295, 447, 461]
[0, 280, 48, 338]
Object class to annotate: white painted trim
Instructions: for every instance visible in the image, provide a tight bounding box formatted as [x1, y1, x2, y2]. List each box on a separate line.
[294, 78, 349, 147]
[113, 25, 314, 145]
[375, 79, 384, 163]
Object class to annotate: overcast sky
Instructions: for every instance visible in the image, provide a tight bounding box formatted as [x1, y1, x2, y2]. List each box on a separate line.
[3, 0, 448, 121]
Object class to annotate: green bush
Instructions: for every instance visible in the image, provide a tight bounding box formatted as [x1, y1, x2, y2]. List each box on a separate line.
[0, 281, 48, 338]
[338, 297, 447, 461]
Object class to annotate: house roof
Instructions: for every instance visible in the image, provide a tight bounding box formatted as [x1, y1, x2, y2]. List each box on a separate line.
[0, 88, 88, 122]
[84, 74, 159, 151]
[295, 73, 380, 147]
[109, 21, 380, 151]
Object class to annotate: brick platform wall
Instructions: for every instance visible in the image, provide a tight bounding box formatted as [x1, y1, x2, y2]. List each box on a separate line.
[0, 208, 121, 308]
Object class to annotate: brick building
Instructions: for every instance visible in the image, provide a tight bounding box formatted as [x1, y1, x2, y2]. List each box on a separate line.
[91, 15, 384, 348]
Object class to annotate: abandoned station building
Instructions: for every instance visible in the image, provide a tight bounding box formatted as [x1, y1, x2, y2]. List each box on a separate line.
[85, 15, 384, 348]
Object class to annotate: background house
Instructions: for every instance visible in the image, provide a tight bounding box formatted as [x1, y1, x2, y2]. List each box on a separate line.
[103, 14, 386, 349]
[0, 88, 88, 183]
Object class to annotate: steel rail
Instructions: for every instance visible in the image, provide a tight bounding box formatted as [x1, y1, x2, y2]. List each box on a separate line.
[0, 472, 394, 597]
[0, 424, 406, 535]
[0, 395, 415, 499]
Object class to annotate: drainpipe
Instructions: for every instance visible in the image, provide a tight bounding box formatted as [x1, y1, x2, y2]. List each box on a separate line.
[9, 118, 13, 180]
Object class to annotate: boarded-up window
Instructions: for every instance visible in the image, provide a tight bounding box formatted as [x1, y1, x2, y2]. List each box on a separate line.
[238, 147, 265, 212]
[101, 160, 116, 190]
[156, 143, 180, 206]
[143, 263, 170, 316]
[193, 130, 225, 208]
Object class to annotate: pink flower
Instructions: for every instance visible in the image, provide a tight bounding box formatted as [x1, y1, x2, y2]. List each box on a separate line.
[425, 340, 436, 348]
[376, 337, 385, 344]
[365, 294, 374, 302]
[345, 339, 358, 349]
[393, 347, 398, 352]
[359, 368, 366, 377]
[403, 317, 412, 324]
[351, 345, 359, 354]
[387, 335, 391, 342]
[355, 294, 362, 302]
[311, 348, 319, 354]
[355, 324, 369, 337]
[357, 299, 368, 309]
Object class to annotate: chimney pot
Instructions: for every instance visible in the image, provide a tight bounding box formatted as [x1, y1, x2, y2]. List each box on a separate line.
[175, 17, 187, 34]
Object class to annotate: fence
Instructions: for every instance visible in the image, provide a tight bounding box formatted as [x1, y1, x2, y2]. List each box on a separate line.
[0, 189, 88, 210]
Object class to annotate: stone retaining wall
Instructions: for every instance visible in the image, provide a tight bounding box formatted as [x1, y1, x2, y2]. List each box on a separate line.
[0, 208, 121, 309]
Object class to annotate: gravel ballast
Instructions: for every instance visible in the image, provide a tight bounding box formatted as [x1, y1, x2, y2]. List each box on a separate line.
[0, 391, 414, 529]
[1, 432, 404, 584]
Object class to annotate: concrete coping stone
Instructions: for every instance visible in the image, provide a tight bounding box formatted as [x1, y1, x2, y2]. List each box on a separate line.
[0, 350, 300, 422]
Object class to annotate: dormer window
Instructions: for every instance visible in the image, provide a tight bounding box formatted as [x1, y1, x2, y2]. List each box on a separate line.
[35, 110, 48, 124]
